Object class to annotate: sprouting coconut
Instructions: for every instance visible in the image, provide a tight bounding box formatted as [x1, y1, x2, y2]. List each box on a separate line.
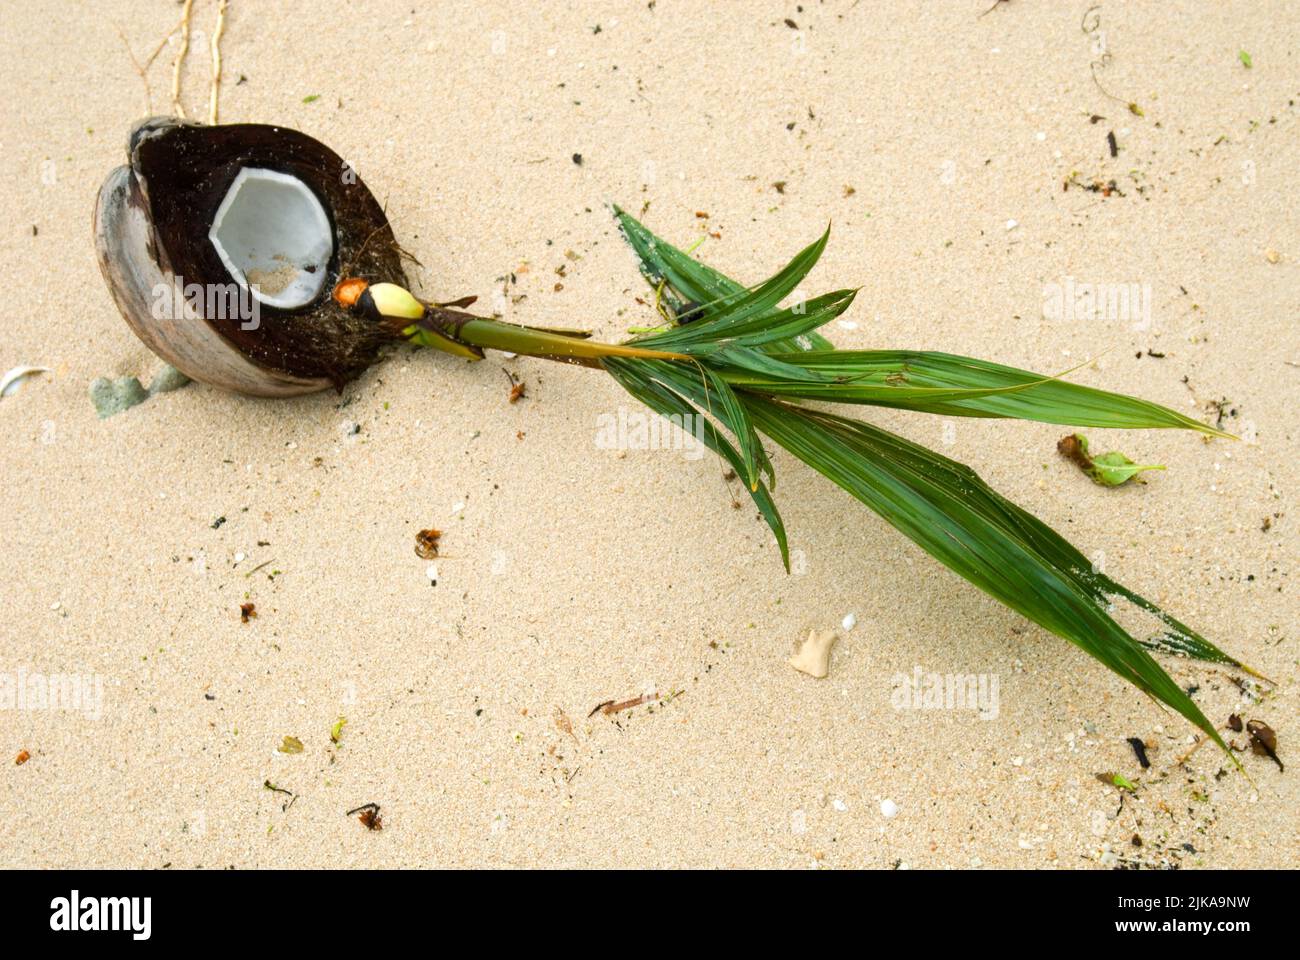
[94, 119, 1263, 761]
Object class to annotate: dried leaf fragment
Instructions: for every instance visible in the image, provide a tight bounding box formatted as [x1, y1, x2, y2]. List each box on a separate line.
[277, 735, 304, 754]
[1246, 720, 1283, 771]
[347, 802, 383, 830]
[553, 708, 577, 742]
[599, 692, 660, 715]
[414, 528, 441, 560]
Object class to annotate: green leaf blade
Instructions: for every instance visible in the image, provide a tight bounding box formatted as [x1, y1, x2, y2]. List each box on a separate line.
[605, 358, 789, 569]
[743, 395, 1232, 756]
[760, 350, 1230, 436]
[614, 207, 839, 356]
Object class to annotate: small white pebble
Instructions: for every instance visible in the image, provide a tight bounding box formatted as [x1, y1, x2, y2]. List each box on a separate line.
[50, 601, 61, 611]
[1035, 131, 1046, 141]
[426, 563, 439, 584]
[234, 552, 245, 564]
[881, 798, 898, 818]
[841, 612, 857, 631]
[451, 501, 465, 515]
[832, 798, 848, 812]
[1011, 756, 1024, 767]
[1005, 218, 1019, 231]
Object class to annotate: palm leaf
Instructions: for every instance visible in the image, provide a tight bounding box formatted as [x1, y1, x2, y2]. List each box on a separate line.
[741, 395, 1236, 756]
[624, 347, 1251, 680]
[616, 208, 1227, 437]
[756, 350, 1228, 436]
[596, 210, 1253, 757]
[615, 206, 834, 353]
[604, 359, 789, 569]
[630, 227, 831, 350]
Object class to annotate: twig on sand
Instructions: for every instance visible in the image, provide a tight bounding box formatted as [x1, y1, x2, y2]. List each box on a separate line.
[589, 692, 661, 717]
[113, 15, 184, 114]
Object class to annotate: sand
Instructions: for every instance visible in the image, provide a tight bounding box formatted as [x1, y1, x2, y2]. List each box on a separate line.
[1, 1, 1295, 869]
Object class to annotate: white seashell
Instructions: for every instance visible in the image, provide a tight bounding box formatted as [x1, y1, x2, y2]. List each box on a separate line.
[880, 798, 898, 818]
[1, 365, 50, 398]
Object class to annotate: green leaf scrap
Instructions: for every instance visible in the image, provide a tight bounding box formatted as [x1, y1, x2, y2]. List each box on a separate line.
[1058, 433, 1165, 486]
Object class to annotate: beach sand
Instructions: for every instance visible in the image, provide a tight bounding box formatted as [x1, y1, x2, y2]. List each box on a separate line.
[1, 1, 1295, 868]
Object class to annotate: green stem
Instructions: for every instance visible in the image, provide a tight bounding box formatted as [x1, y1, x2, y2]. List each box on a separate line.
[423, 308, 690, 365]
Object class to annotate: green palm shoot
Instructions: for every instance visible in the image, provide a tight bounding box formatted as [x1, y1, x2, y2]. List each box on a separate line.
[350, 208, 1261, 762]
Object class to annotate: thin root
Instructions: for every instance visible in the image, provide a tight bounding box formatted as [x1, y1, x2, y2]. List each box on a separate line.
[208, 0, 228, 125]
[171, 0, 195, 119]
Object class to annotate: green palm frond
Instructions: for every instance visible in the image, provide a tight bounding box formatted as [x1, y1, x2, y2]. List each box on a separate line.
[605, 357, 788, 567]
[614, 206, 1229, 437]
[605, 208, 1255, 759]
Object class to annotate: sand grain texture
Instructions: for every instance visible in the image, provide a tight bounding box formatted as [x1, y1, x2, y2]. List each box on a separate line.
[0, 0, 1295, 868]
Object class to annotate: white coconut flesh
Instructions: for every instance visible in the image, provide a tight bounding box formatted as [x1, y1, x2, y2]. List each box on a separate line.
[208, 167, 333, 310]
